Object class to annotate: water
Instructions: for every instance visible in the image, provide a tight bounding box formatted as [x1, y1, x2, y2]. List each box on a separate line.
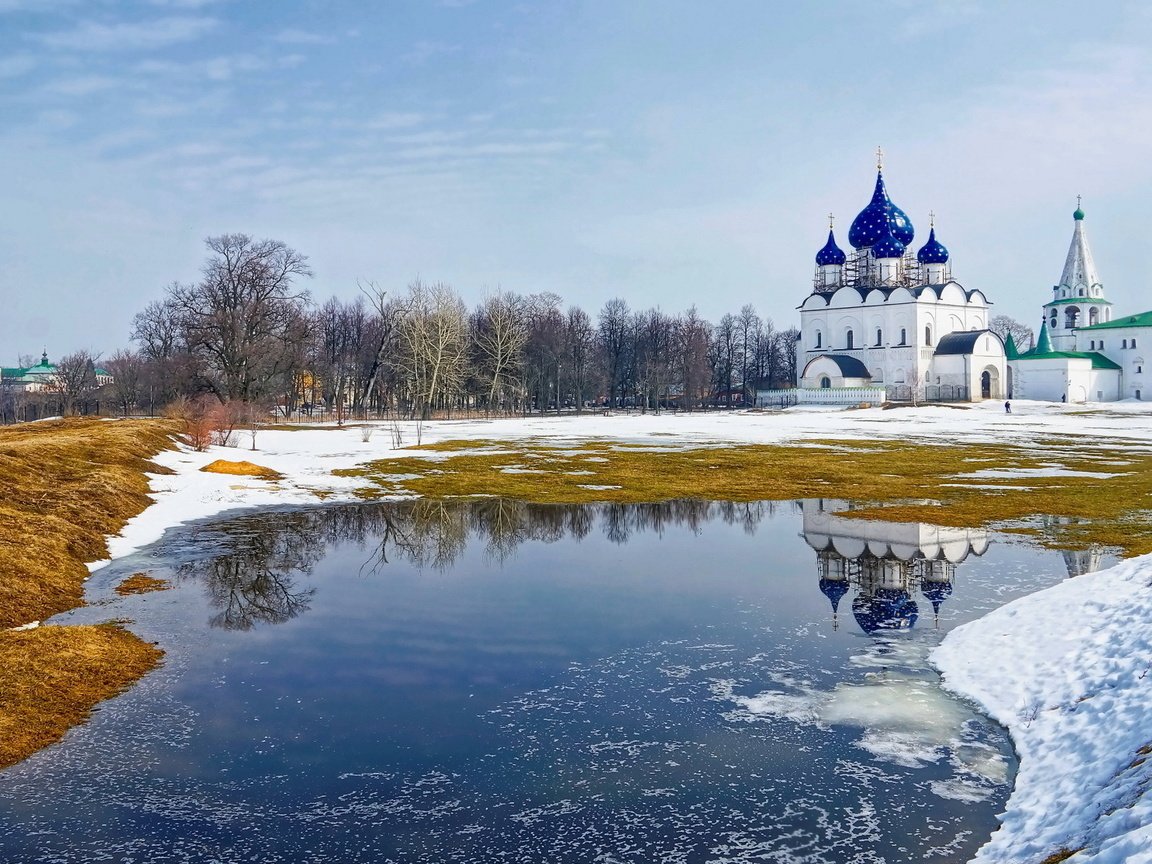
[0, 499, 1107, 863]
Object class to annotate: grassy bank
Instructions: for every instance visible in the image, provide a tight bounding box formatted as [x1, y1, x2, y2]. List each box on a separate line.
[337, 435, 1152, 557]
[0, 418, 177, 770]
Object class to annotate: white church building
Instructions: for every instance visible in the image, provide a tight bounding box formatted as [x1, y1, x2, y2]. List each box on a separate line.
[1007, 204, 1149, 403]
[795, 161, 1007, 402]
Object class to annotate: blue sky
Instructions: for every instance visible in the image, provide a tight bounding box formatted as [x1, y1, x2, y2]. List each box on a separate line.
[2, 0, 1151, 357]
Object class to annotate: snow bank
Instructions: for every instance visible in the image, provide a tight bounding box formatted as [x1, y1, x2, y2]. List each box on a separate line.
[934, 554, 1152, 864]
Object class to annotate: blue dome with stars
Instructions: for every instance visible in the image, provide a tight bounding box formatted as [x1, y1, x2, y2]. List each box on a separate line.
[870, 224, 906, 260]
[815, 229, 847, 266]
[848, 171, 915, 250]
[916, 227, 949, 264]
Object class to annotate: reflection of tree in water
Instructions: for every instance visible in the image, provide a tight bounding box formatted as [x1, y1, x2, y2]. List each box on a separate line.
[180, 513, 320, 630]
[182, 499, 783, 629]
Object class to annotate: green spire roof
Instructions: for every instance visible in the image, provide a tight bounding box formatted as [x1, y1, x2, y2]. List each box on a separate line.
[1034, 322, 1052, 354]
[1004, 331, 1019, 360]
[1073, 206, 1085, 221]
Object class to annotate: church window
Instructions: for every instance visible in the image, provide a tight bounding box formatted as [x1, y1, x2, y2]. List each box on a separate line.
[1090, 340, 1095, 349]
[924, 326, 933, 347]
[1137, 365, 1143, 374]
[820, 376, 831, 389]
[1133, 338, 1138, 348]
[899, 328, 907, 345]
[846, 330, 855, 350]
[1138, 390, 1143, 400]
[815, 331, 822, 349]
[1100, 340, 1105, 349]
[1079, 288, 1085, 296]
[1123, 339, 1128, 349]
[875, 328, 882, 346]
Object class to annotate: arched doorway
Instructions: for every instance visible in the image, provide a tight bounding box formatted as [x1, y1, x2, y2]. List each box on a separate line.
[820, 376, 831, 389]
[980, 365, 1000, 400]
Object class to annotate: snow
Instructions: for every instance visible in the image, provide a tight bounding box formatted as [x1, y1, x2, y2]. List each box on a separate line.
[80, 399, 1152, 862]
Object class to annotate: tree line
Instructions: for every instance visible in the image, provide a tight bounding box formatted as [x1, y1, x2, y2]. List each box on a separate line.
[92, 233, 799, 420]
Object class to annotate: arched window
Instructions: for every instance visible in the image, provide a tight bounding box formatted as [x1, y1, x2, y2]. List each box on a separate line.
[900, 328, 907, 345]
[1123, 339, 1128, 349]
[1079, 288, 1085, 296]
[1138, 390, 1143, 400]
[875, 328, 882, 346]
[924, 326, 933, 347]
[1090, 340, 1096, 350]
[1133, 338, 1139, 348]
[815, 330, 822, 349]
[820, 376, 831, 389]
[846, 330, 855, 350]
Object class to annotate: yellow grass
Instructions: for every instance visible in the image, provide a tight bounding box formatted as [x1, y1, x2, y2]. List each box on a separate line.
[0, 418, 177, 769]
[115, 573, 172, 595]
[337, 436, 1152, 557]
[201, 459, 283, 480]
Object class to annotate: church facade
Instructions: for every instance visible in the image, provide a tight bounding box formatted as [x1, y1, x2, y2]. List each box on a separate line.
[1008, 205, 1149, 403]
[797, 162, 1007, 402]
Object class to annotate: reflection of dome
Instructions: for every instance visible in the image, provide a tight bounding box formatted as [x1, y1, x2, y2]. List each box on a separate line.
[849, 170, 915, 249]
[916, 227, 949, 264]
[815, 229, 847, 266]
[921, 580, 953, 615]
[852, 589, 919, 634]
[819, 577, 851, 612]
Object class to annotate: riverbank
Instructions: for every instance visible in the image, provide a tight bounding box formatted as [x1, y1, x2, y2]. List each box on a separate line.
[0, 419, 174, 769]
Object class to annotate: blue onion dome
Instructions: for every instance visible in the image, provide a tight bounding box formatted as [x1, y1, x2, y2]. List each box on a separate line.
[848, 170, 915, 249]
[1073, 205, 1085, 221]
[870, 223, 906, 260]
[815, 229, 847, 266]
[853, 589, 919, 634]
[921, 580, 953, 614]
[916, 227, 949, 264]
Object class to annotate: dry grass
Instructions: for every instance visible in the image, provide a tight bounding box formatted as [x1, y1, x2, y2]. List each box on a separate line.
[0, 418, 178, 769]
[115, 573, 172, 596]
[0, 623, 162, 770]
[201, 459, 283, 480]
[1039, 848, 1083, 864]
[338, 435, 1152, 557]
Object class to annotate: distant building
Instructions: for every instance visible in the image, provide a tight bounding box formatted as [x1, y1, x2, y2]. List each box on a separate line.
[1008, 205, 1148, 402]
[0, 351, 114, 393]
[795, 156, 1007, 403]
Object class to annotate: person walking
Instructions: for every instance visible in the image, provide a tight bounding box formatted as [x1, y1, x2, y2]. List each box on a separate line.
[1004, 400, 1012, 414]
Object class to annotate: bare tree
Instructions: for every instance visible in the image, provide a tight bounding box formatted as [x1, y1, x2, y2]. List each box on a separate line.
[166, 234, 312, 402]
[474, 290, 528, 414]
[396, 280, 468, 420]
[990, 314, 1035, 352]
[104, 350, 144, 416]
[47, 351, 100, 416]
[598, 298, 631, 407]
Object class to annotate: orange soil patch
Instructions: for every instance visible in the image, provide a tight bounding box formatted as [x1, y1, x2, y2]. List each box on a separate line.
[200, 459, 283, 480]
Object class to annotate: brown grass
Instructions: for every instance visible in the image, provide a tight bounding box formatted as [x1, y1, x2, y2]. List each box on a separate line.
[115, 573, 172, 596]
[337, 435, 1152, 557]
[200, 459, 283, 480]
[1039, 848, 1083, 864]
[0, 623, 162, 770]
[0, 418, 178, 770]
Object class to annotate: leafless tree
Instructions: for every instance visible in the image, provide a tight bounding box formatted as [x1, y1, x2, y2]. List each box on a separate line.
[104, 350, 144, 416]
[47, 350, 100, 416]
[166, 234, 312, 402]
[990, 314, 1035, 352]
[396, 280, 468, 420]
[598, 298, 631, 407]
[474, 290, 528, 415]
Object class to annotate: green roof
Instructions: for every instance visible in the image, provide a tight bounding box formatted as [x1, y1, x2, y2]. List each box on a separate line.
[1078, 310, 1152, 331]
[1045, 297, 1111, 305]
[1016, 348, 1122, 370]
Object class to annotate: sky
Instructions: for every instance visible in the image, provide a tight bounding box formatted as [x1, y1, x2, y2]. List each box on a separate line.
[2, 0, 1151, 359]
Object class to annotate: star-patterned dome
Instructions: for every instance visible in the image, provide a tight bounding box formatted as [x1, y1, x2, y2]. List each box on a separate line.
[848, 170, 915, 250]
[870, 223, 906, 260]
[916, 227, 949, 264]
[815, 228, 847, 266]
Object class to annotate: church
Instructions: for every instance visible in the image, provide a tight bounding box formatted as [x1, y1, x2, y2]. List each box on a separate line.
[1007, 204, 1149, 403]
[796, 156, 1007, 402]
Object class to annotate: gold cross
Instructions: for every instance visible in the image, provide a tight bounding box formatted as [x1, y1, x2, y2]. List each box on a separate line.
[876, 146, 884, 170]
[828, 212, 835, 230]
[1077, 194, 1082, 208]
[929, 209, 935, 227]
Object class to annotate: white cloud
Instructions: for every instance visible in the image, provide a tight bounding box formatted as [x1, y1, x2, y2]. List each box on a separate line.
[37, 16, 218, 52]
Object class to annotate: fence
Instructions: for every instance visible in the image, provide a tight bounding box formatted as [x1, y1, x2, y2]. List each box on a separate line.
[756, 387, 887, 408]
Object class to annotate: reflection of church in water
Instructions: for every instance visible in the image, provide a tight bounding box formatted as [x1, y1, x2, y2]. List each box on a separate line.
[804, 499, 988, 634]
[803, 500, 1105, 634]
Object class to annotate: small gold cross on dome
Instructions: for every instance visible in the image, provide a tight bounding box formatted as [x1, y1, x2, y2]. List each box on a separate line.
[929, 210, 936, 227]
[828, 212, 835, 230]
[876, 146, 884, 170]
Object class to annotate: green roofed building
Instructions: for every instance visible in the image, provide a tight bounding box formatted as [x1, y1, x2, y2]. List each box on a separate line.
[1008, 206, 1148, 402]
[0, 351, 114, 393]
